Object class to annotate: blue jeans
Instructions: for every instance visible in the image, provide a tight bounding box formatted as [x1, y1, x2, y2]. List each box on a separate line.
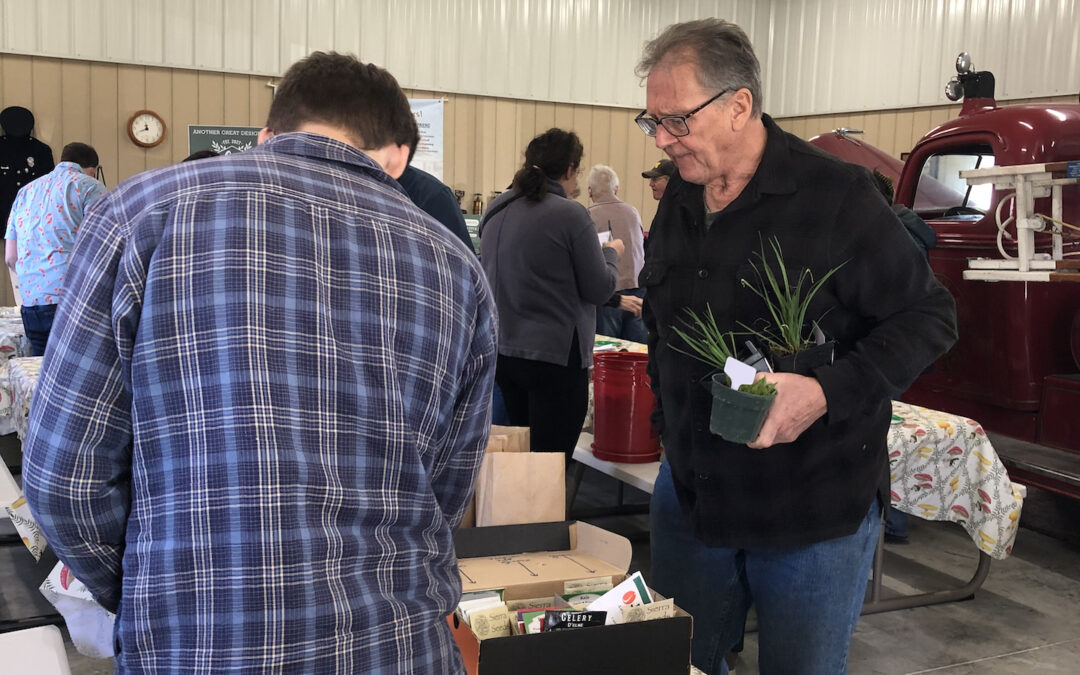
[884, 506, 908, 538]
[596, 287, 647, 343]
[20, 303, 58, 356]
[651, 462, 880, 675]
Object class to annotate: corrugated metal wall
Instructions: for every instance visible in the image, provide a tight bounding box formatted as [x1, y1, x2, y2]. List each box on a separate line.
[762, 0, 1080, 115]
[0, 0, 768, 109]
[4, 0, 1075, 116]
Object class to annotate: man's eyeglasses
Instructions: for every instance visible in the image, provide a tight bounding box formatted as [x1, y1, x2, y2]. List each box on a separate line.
[634, 88, 732, 138]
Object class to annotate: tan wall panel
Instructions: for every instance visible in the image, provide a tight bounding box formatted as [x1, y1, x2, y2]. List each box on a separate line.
[145, 69, 175, 170]
[59, 61, 92, 150]
[248, 78, 272, 129]
[29, 59, 62, 144]
[197, 72, 225, 129]
[492, 98, 517, 199]
[116, 65, 148, 180]
[0, 54, 32, 108]
[588, 108, 611, 179]
[89, 64, 119, 189]
[223, 74, 251, 126]
[450, 95, 476, 205]
[892, 112, 915, 157]
[171, 70, 200, 160]
[514, 101, 536, 172]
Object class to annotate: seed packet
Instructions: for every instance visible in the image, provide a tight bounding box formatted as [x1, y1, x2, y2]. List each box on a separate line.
[586, 571, 653, 625]
[563, 577, 614, 594]
[544, 609, 607, 631]
[621, 598, 675, 623]
[562, 592, 605, 610]
[470, 604, 511, 639]
[519, 609, 546, 634]
[506, 596, 569, 612]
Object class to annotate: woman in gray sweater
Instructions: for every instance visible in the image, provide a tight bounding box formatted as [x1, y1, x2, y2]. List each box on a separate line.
[480, 128, 623, 456]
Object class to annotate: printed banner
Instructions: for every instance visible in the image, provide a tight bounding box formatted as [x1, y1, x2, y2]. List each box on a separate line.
[187, 125, 261, 156]
[409, 98, 444, 180]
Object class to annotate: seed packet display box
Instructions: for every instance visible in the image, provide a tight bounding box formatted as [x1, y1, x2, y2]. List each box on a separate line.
[449, 521, 693, 674]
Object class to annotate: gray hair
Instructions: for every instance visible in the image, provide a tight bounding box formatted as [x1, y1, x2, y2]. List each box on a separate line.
[587, 164, 619, 196]
[636, 18, 763, 118]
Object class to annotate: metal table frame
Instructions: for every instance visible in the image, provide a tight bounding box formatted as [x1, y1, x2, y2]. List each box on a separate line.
[567, 432, 995, 616]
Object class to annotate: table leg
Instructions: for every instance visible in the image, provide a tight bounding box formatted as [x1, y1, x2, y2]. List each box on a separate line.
[869, 512, 885, 603]
[860, 551, 992, 615]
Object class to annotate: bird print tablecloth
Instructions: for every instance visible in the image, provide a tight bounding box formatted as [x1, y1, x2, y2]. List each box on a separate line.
[889, 401, 1023, 560]
[9, 356, 42, 441]
[0, 311, 31, 435]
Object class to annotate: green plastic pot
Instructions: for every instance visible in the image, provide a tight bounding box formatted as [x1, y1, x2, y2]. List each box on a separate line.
[708, 373, 776, 444]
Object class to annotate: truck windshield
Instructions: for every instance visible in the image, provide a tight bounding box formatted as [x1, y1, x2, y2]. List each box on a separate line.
[914, 147, 996, 218]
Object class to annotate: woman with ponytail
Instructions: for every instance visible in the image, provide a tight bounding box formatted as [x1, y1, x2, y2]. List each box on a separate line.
[480, 128, 623, 457]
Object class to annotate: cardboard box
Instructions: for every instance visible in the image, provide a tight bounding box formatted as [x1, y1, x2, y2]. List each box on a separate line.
[449, 521, 693, 674]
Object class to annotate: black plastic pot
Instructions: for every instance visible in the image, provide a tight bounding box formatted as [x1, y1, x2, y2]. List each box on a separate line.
[769, 341, 835, 376]
[707, 373, 776, 444]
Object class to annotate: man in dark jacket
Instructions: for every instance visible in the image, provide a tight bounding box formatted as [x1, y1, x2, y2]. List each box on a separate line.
[634, 19, 957, 674]
[397, 141, 474, 252]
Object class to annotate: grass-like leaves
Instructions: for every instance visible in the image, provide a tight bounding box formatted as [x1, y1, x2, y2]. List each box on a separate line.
[670, 304, 738, 371]
[740, 238, 846, 355]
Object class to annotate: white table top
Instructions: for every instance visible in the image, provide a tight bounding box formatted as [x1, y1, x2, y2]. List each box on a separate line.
[573, 432, 660, 495]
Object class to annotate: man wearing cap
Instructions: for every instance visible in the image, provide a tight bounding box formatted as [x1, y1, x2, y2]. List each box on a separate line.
[642, 158, 676, 200]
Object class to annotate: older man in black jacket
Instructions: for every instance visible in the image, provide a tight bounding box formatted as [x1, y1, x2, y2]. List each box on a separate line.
[634, 19, 957, 674]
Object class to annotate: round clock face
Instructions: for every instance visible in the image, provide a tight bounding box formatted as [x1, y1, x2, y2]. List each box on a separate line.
[128, 110, 166, 148]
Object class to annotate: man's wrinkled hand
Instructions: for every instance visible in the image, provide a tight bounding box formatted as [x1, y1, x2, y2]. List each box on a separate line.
[619, 295, 643, 317]
[747, 372, 827, 449]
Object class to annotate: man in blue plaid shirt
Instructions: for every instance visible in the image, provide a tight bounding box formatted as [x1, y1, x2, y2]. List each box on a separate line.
[23, 52, 496, 673]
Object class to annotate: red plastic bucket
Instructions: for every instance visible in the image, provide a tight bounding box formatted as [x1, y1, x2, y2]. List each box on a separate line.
[592, 352, 661, 463]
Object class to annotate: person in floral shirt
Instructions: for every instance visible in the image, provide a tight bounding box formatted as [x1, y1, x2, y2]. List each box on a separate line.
[5, 142, 104, 355]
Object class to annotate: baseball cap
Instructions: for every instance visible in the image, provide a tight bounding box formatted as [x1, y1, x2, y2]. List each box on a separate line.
[642, 159, 676, 179]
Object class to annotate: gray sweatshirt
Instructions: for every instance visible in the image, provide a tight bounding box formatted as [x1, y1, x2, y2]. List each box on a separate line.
[480, 180, 618, 367]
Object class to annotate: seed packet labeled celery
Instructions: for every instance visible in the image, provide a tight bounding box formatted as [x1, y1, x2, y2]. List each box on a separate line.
[545, 609, 607, 631]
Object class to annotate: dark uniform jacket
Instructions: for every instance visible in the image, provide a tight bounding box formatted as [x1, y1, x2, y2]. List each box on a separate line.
[642, 114, 957, 547]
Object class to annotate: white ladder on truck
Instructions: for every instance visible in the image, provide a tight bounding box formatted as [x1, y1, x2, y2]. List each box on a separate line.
[961, 161, 1080, 282]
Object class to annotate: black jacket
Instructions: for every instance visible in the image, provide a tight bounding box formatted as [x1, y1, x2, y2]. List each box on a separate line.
[0, 135, 54, 236]
[641, 115, 957, 547]
[396, 165, 474, 252]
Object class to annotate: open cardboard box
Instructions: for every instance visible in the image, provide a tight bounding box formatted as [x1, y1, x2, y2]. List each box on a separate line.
[449, 521, 693, 674]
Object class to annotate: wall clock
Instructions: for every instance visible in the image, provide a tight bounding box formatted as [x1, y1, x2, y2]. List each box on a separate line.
[127, 109, 166, 148]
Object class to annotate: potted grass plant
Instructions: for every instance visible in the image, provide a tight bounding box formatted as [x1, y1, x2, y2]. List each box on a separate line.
[670, 305, 777, 443]
[740, 238, 847, 375]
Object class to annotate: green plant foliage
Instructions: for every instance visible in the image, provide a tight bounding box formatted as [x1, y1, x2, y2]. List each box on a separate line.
[739, 237, 846, 355]
[737, 378, 777, 397]
[670, 305, 738, 371]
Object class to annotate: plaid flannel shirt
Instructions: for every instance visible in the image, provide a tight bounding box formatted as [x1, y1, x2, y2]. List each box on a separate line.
[22, 132, 496, 673]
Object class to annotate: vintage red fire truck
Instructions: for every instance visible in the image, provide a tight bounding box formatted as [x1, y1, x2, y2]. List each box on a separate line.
[810, 54, 1080, 499]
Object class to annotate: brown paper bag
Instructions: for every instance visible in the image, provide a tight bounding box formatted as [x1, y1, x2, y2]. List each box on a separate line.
[460, 425, 531, 528]
[475, 452, 565, 526]
[489, 425, 530, 452]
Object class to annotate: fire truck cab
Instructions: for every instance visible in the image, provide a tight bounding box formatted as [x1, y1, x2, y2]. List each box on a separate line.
[811, 55, 1080, 498]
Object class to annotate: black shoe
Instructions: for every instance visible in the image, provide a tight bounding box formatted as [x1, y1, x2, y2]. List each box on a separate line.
[884, 532, 909, 545]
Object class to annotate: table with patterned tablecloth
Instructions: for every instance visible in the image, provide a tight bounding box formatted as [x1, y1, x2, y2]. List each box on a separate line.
[0, 308, 32, 435]
[888, 401, 1023, 560]
[9, 356, 43, 442]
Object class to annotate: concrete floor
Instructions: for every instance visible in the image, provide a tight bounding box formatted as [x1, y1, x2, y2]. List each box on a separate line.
[3, 458, 1079, 674]
[574, 470, 1080, 674]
